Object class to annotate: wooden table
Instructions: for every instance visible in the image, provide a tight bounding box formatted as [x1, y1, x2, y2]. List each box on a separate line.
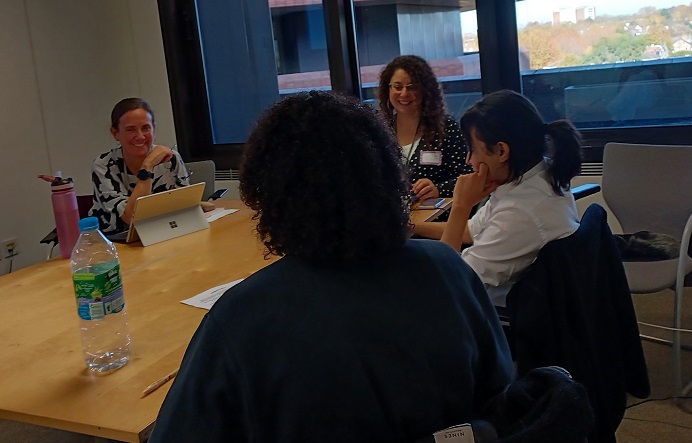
[0, 203, 275, 442]
[410, 198, 452, 224]
[0, 200, 448, 442]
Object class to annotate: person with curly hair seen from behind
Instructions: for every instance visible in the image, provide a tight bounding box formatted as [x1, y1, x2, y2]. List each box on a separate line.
[378, 55, 471, 201]
[149, 91, 513, 443]
[415, 90, 582, 307]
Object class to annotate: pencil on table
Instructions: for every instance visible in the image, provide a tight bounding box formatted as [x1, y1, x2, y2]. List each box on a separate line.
[141, 368, 179, 398]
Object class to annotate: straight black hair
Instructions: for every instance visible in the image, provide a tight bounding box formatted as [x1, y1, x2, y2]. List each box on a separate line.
[460, 90, 582, 195]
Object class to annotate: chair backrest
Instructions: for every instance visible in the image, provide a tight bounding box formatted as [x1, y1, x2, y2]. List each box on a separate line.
[602, 142, 692, 239]
[505, 204, 650, 443]
[77, 195, 93, 219]
[185, 160, 216, 201]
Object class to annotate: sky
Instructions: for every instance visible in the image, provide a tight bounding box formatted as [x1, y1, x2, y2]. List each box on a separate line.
[461, 0, 690, 32]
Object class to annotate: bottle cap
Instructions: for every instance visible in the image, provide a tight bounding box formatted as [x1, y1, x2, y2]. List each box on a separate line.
[51, 176, 74, 191]
[78, 217, 100, 232]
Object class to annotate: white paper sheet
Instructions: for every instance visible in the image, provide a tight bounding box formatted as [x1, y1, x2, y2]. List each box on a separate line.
[205, 208, 239, 222]
[180, 279, 244, 310]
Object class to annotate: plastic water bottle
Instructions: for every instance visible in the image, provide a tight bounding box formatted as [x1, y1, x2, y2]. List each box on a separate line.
[43, 171, 80, 259]
[70, 217, 131, 373]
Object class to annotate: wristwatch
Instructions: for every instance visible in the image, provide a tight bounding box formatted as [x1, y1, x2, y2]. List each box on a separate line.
[137, 169, 154, 181]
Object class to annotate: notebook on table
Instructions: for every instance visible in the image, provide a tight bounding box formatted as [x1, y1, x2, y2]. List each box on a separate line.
[113, 182, 209, 246]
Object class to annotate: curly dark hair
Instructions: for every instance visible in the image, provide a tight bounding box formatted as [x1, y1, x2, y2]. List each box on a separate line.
[240, 91, 411, 264]
[377, 55, 447, 146]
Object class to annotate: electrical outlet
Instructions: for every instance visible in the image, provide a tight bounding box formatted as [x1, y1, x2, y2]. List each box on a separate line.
[3, 238, 18, 259]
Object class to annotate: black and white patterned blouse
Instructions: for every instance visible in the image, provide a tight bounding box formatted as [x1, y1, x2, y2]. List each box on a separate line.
[406, 115, 472, 197]
[88, 147, 189, 233]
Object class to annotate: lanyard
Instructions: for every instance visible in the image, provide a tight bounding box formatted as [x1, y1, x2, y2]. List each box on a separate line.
[399, 118, 421, 166]
[405, 138, 421, 165]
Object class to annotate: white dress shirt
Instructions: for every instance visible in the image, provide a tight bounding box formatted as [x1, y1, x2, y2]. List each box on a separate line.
[461, 161, 580, 306]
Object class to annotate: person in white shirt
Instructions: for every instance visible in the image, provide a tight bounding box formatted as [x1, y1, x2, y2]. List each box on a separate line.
[413, 90, 582, 306]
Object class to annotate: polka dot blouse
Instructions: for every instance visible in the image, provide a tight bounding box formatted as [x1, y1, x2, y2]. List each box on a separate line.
[406, 115, 473, 197]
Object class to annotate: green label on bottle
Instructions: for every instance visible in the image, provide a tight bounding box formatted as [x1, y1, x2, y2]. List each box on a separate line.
[73, 264, 125, 320]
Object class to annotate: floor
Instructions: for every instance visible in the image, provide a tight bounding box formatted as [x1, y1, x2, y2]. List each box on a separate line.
[1, 288, 691, 442]
[615, 287, 692, 442]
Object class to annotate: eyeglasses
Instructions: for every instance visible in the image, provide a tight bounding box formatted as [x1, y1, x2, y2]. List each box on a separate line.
[389, 83, 418, 93]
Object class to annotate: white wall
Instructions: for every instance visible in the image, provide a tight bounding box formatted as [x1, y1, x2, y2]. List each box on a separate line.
[0, 0, 174, 275]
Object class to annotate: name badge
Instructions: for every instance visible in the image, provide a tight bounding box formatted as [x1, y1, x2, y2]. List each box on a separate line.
[420, 150, 442, 166]
[433, 424, 475, 443]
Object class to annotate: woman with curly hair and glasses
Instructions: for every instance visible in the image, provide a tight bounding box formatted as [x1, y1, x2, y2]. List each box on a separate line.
[149, 91, 513, 442]
[378, 55, 471, 201]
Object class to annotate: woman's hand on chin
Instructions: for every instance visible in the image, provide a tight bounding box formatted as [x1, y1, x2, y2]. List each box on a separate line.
[453, 163, 498, 208]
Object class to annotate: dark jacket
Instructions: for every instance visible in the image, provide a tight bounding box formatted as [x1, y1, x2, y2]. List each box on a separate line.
[416, 366, 595, 443]
[505, 204, 650, 443]
[150, 239, 514, 442]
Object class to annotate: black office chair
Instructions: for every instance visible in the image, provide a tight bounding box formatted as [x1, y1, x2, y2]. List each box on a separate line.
[185, 160, 228, 201]
[502, 204, 650, 443]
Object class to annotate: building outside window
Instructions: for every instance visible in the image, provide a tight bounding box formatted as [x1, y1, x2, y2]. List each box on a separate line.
[511, 0, 690, 130]
[272, 0, 692, 129]
[270, 0, 483, 120]
[161, 0, 692, 169]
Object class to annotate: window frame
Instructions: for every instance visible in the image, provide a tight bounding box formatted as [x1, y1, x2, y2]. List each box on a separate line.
[158, 0, 692, 170]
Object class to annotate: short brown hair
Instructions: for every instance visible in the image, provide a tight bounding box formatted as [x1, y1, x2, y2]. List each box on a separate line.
[110, 97, 155, 130]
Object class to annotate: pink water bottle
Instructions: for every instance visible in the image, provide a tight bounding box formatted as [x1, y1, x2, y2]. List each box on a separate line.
[40, 172, 81, 259]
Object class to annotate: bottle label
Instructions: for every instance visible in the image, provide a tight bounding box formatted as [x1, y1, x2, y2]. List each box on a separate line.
[72, 264, 125, 320]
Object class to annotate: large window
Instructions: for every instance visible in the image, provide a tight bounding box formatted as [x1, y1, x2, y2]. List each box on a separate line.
[194, 1, 279, 145]
[356, 1, 483, 120]
[273, 1, 332, 92]
[270, 1, 484, 121]
[515, 0, 692, 130]
[159, 0, 692, 170]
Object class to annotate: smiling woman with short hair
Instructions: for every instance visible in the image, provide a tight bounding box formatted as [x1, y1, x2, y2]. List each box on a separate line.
[89, 97, 189, 233]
